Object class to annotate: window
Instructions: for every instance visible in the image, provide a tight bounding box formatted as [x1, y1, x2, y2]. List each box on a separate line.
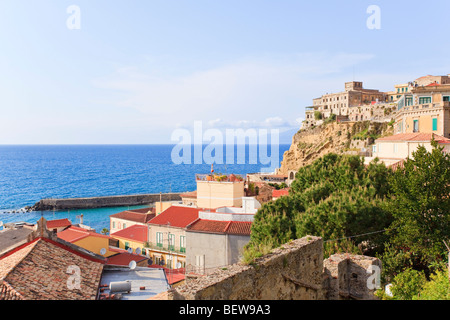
[432, 118, 438, 131]
[124, 242, 130, 250]
[156, 232, 163, 248]
[180, 236, 186, 253]
[405, 97, 413, 106]
[393, 144, 398, 153]
[444, 96, 450, 102]
[372, 145, 377, 153]
[413, 120, 419, 133]
[419, 97, 431, 104]
[112, 221, 115, 229]
[123, 223, 126, 229]
[168, 233, 175, 251]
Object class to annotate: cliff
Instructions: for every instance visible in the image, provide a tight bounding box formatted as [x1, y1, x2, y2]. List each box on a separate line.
[278, 121, 393, 175]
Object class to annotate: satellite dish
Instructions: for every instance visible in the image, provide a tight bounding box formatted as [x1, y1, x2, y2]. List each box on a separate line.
[160, 259, 165, 266]
[176, 262, 182, 269]
[135, 247, 141, 255]
[100, 248, 107, 255]
[129, 260, 137, 270]
[148, 258, 153, 266]
[0, 221, 3, 227]
[127, 247, 133, 254]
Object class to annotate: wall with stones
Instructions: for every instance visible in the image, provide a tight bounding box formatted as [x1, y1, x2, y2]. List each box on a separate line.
[157, 236, 382, 301]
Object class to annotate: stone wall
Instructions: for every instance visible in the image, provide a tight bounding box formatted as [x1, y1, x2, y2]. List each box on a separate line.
[155, 236, 381, 300]
[31, 193, 182, 211]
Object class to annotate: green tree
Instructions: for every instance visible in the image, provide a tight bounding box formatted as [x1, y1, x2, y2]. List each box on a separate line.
[384, 140, 450, 275]
[245, 153, 393, 261]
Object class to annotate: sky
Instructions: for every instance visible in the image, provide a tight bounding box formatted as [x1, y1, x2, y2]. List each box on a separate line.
[0, 0, 450, 144]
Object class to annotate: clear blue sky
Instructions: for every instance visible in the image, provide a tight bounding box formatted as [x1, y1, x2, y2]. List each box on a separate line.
[1, 0, 449, 144]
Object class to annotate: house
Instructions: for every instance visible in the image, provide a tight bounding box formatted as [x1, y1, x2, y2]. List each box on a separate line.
[185, 210, 253, 275]
[109, 207, 155, 234]
[110, 224, 149, 256]
[57, 225, 117, 257]
[146, 205, 201, 269]
[394, 83, 450, 138]
[195, 173, 245, 209]
[0, 218, 106, 300]
[366, 133, 450, 167]
[46, 218, 72, 233]
[180, 190, 197, 207]
[106, 249, 149, 267]
[98, 266, 170, 300]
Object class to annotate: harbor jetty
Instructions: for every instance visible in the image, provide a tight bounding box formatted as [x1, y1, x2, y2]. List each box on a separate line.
[30, 193, 182, 211]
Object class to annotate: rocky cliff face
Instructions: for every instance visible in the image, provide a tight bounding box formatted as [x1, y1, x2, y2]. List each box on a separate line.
[278, 121, 392, 175]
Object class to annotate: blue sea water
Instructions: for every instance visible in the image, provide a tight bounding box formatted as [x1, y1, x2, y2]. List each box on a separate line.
[0, 144, 290, 232]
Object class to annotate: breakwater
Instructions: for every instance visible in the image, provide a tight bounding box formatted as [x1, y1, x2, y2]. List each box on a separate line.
[30, 193, 182, 211]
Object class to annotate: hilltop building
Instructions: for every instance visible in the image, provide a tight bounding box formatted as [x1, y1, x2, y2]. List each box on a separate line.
[304, 81, 388, 127]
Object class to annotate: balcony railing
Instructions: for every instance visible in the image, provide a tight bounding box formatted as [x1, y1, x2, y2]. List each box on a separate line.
[144, 242, 186, 255]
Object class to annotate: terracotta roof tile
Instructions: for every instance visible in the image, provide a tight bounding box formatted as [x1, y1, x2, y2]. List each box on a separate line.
[187, 219, 252, 235]
[106, 252, 147, 266]
[57, 226, 112, 243]
[46, 218, 72, 229]
[0, 237, 104, 300]
[148, 206, 200, 228]
[110, 225, 148, 243]
[110, 208, 156, 224]
[272, 189, 290, 198]
[376, 133, 450, 142]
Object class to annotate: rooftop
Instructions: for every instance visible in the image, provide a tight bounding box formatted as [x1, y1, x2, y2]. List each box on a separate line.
[106, 252, 148, 266]
[0, 237, 105, 300]
[0, 227, 34, 255]
[187, 219, 252, 236]
[46, 218, 72, 230]
[110, 208, 156, 224]
[99, 266, 170, 300]
[110, 224, 148, 243]
[58, 225, 112, 243]
[272, 189, 290, 198]
[376, 133, 450, 142]
[148, 206, 201, 228]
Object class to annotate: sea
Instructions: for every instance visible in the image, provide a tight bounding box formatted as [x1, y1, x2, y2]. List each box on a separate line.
[0, 144, 290, 232]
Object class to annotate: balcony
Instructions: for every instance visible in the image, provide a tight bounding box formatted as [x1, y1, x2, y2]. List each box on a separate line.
[144, 242, 186, 255]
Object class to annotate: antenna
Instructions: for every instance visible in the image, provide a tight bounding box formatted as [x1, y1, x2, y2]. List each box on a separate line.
[176, 262, 182, 269]
[128, 260, 137, 270]
[100, 248, 107, 256]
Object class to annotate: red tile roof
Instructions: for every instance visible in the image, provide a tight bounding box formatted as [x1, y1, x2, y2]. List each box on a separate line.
[187, 219, 252, 236]
[110, 208, 156, 224]
[0, 237, 104, 300]
[272, 189, 290, 198]
[110, 224, 148, 243]
[46, 218, 72, 229]
[58, 226, 112, 243]
[376, 133, 450, 142]
[148, 206, 200, 228]
[106, 252, 147, 266]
